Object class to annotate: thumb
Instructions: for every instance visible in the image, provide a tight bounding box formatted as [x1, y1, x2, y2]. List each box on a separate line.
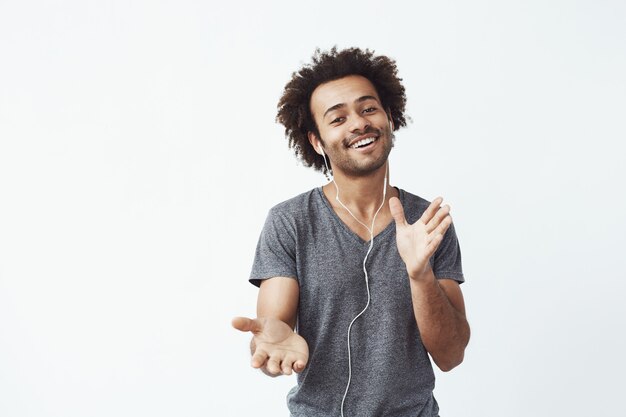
[232, 316, 262, 333]
[389, 197, 407, 227]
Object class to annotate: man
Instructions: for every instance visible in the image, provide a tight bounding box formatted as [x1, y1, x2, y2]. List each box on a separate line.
[232, 47, 470, 417]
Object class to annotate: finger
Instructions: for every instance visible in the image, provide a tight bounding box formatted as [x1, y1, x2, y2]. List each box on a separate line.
[293, 359, 307, 373]
[251, 347, 269, 369]
[426, 217, 451, 252]
[425, 205, 451, 233]
[281, 354, 295, 375]
[389, 197, 407, 227]
[232, 317, 262, 334]
[432, 214, 452, 237]
[426, 232, 445, 255]
[293, 354, 308, 373]
[293, 361, 306, 373]
[420, 197, 443, 225]
[266, 355, 282, 375]
[282, 352, 307, 375]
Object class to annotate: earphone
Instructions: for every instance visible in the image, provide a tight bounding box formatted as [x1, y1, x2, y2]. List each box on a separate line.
[321, 150, 388, 417]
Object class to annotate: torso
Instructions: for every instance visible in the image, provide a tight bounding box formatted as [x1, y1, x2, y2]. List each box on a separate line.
[249, 187, 464, 416]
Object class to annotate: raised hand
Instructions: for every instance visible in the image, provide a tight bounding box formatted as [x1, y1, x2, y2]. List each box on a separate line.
[232, 316, 309, 376]
[389, 196, 452, 280]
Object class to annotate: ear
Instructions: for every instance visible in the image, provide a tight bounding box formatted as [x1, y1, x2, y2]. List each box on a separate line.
[387, 110, 394, 131]
[308, 131, 324, 155]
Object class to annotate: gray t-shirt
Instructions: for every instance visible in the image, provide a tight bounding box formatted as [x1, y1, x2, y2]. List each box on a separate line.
[250, 187, 464, 417]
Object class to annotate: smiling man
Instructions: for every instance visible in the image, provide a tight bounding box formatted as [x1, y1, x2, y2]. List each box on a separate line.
[233, 47, 470, 417]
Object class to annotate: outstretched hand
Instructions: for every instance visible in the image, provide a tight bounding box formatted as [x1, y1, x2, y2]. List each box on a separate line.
[232, 316, 309, 376]
[389, 196, 452, 280]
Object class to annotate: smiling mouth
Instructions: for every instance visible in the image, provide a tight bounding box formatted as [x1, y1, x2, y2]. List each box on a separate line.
[349, 136, 379, 149]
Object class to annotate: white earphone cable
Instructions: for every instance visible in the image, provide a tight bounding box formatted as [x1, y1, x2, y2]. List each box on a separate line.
[322, 153, 388, 417]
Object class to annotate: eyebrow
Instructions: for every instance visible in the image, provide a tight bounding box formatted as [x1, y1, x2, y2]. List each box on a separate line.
[322, 95, 380, 119]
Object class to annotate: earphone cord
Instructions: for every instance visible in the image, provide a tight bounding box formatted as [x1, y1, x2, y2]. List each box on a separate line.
[322, 155, 389, 417]
[339, 180, 386, 417]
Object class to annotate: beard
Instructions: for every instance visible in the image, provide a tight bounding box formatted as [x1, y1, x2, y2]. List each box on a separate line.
[321, 124, 395, 177]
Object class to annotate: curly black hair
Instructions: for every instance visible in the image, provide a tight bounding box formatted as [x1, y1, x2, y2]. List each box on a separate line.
[276, 46, 408, 175]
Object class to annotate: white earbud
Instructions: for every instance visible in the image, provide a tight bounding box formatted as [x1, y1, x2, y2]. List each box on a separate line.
[320, 147, 325, 156]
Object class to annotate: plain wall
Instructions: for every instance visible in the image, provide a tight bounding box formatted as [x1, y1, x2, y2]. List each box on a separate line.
[1, 0, 625, 416]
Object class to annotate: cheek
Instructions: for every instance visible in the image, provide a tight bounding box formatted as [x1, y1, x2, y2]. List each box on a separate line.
[323, 129, 345, 148]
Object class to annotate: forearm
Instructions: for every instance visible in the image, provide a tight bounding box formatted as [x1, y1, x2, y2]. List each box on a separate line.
[257, 277, 299, 328]
[409, 267, 470, 371]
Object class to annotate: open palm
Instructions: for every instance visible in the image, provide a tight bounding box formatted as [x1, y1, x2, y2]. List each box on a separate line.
[389, 196, 452, 279]
[232, 316, 309, 375]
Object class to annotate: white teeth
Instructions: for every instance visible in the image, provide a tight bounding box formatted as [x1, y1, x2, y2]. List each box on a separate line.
[350, 137, 376, 149]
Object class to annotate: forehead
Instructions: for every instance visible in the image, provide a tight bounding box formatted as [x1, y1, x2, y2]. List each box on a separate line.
[310, 75, 381, 115]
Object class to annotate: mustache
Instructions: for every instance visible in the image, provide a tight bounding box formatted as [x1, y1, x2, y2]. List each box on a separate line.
[342, 127, 383, 147]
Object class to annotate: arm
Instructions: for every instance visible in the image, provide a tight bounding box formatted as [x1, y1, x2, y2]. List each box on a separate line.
[409, 272, 470, 371]
[232, 277, 308, 377]
[257, 276, 299, 329]
[390, 196, 470, 372]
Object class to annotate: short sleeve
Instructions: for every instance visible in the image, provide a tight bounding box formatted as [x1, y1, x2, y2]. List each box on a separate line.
[249, 207, 298, 287]
[431, 220, 464, 283]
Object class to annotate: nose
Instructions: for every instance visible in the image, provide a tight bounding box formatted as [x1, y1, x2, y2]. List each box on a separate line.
[349, 112, 370, 133]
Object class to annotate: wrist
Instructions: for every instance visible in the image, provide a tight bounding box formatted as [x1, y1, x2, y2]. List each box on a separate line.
[408, 263, 435, 282]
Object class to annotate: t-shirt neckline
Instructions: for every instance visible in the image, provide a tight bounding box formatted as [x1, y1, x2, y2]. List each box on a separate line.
[315, 186, 403, 246]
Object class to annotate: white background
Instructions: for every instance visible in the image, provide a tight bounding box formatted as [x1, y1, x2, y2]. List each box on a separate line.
[1, 0, 625, 416]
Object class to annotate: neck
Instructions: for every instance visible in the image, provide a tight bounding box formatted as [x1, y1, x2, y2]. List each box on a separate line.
[323, 162, 396, 219]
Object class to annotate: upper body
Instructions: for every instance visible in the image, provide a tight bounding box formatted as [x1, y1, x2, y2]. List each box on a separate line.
[249, 187, 464, 416]
[232, 47, 470, 417]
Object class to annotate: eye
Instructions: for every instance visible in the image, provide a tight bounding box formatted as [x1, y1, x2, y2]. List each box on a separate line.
[330, 117, 345, 124]
[363, 107, 377, 114]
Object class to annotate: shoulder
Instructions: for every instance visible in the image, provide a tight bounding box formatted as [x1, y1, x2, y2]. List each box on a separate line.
[268, 188, 322, 217]
[264, 188, 324, 228]
[270, 188, 317, 211]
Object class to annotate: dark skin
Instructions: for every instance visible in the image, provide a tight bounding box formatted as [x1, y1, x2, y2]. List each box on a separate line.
[233, 75, 469, 375]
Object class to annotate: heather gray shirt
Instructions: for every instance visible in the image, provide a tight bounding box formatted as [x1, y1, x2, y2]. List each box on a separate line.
[250, 187, 464, 417]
